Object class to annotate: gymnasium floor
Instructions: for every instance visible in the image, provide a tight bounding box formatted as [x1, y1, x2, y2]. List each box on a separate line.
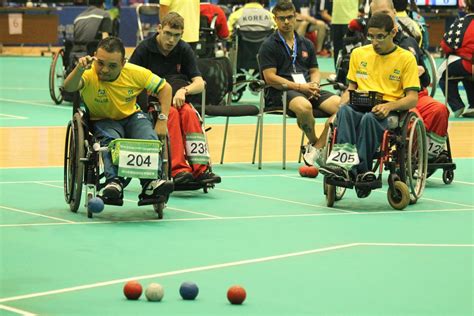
[0, 56, 473, 315]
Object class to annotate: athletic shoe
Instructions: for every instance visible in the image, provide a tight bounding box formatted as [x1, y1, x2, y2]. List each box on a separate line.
[453, 108, 464, 118]
[173, 171, 194, 185]
[196, 172, 221, 184]
[142, 179, 174, 197]
[102, 180, 123, 200]
[302, 144, 325, 167]
[462, 108, 474, 118]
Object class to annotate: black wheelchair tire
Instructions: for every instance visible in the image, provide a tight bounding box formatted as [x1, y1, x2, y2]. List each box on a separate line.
[49, 49, 65, 105]
[422, 49, 438, 98]
[67, 113, 85, 213]
[442, 169, 454, 185]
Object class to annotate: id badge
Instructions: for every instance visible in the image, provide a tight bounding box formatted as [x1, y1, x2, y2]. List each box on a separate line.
[291, 73, 306, 84]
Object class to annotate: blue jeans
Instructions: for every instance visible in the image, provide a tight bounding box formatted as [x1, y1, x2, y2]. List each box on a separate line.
[93, 111, 159, 185]
[438, 59, 474, 112]
[335, 105, 388, 174]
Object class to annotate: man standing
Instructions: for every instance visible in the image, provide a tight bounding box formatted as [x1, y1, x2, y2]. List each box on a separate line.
[129, 12, 221, 186]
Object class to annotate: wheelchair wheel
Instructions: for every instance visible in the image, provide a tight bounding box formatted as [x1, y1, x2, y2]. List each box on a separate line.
[442, 169, 454, 184]
[231, 88, 244, 103]
[422, 49, 437, 98]
[326, 182, 336, 207]
[403, 113, 428, 204]
[64, 112, 85, 212]
[387, 181, 410, 210]
[49, 49, 66, 105]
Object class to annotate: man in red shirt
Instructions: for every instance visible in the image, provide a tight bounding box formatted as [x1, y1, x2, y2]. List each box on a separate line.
[200, 2, 229, 40]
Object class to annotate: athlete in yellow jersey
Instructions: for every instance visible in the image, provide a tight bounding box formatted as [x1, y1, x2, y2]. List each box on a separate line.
[319, 12, 419, 187]
[64, 37, 173, 203]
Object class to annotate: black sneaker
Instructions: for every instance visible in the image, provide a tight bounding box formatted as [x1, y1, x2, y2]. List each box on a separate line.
[102, 179, 123, 200]
[141, 179, 174, 198]
[196, 172, 221, 184]
[173, 171, 194, 185]
[356, 171, 377, 183]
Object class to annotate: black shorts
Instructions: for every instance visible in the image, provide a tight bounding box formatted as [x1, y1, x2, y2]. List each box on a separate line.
[265, 89, 336, 110]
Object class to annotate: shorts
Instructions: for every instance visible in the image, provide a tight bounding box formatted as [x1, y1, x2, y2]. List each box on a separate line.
[265, 89, 336, 111]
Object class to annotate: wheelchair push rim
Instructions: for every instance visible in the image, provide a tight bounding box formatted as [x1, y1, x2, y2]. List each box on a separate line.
[49, 49, 65, 105]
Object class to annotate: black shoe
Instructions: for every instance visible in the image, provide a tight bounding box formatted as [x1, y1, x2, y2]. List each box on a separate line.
[319, 165, 349, 181]
[196, 172, 221, 184]
[429, 151, 449, 164]
[102, 179, 123, 200]
[141, 179, 174, 198]
[173, 172, 194, 185]
[356, 171, 377, 183]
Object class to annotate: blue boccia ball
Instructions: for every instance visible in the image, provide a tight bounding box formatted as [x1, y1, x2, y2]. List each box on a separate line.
[88, 197, 104, 213]
[179, 282, 199, 300]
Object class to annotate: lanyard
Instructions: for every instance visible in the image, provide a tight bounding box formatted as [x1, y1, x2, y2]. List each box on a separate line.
[278, 31, 297, 73]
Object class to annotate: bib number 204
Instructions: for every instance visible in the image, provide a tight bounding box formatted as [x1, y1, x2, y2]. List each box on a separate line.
[127, 153, 152, 167]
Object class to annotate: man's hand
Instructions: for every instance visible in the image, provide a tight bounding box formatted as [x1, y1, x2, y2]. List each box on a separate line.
[173, 88, 187, 108]
[372, 103, 393, 119]
[77, 56, 96, 71]
[299, 82, 320, 100]
[154, 120, 168, 137]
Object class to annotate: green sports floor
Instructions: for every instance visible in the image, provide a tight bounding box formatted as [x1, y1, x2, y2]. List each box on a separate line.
[0, 56, 473, 315]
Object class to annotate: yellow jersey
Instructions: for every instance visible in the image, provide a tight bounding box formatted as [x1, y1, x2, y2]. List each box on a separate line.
[347, 44, 420, 102]
[80, 62, 166, 121]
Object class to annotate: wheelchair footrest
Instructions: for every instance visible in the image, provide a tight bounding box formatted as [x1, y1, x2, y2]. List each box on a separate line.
[355, 179, 382, 191]
[325, 177, 354, 189]
[174, 181, 216, 191]
[427, 162, 456, 171]
[101, 197, 124, 206]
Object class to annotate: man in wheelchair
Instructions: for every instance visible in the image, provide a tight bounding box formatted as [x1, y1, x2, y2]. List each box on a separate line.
[63, 37, 173, 204]
[336, 0, 450, 165]
[319, 12, 419, 186]
[129, 12, 221, 187]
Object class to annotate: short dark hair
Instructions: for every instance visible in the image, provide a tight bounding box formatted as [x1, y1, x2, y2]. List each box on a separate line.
[161, 12, 184, 30]
[367, 12, 394, 32]
[88, 0, 104, 7]
[272, 0, 295, 15]
[393, 0, 408, 12]
[97, 36, 125, 60]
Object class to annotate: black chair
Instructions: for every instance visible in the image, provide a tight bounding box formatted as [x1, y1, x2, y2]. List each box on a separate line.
[196, 56, 261, 164]
[196, 14, 219, 58]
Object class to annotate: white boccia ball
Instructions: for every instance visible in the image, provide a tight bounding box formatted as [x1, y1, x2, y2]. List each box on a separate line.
[145, 283, 164, 302]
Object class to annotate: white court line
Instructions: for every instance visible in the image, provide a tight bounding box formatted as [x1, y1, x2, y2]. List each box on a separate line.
[0, 113, 27, 119]
[283, 175, 474, 208]
[215, 187, 356, 214]
[0, 243, 358, 303]
[1, 242, 473, 304]
[0, 87, 44, 90]
[0, 205, 76, 224]
[0, 98, 71, 110]
[1, 207, 473, 228]
[0, 304, 36, 316]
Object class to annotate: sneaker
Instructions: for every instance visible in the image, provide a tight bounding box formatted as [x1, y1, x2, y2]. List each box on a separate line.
[356, 171, 377, 183]
[453, 108, 464, 118]
[302, 144, 325, 167]
[429, 150, 449, 164]
[462, 108, 474, 118]
[196, 171, 221, 184]
[102, 180, 122, 200]
[319, 165, 350, 181]
[142, 179, 174, 197]
[173, 171, 194, 185]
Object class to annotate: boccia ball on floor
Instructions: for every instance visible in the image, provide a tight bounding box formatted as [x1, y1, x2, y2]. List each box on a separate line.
[305, 166, 319, 178]
[227, 285, 246, 305]
[123, 281, 142, 300]
[145, 283, 164, 302]
[88, 197, 104, 213]
[179, 281, 199, 300]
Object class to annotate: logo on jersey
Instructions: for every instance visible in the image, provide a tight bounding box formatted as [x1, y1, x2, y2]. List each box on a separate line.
[98, 89, 106, 96]
[389, 69, 401, 81]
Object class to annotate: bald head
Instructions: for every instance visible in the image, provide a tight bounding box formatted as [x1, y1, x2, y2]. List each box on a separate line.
[370, 0, 396, 21]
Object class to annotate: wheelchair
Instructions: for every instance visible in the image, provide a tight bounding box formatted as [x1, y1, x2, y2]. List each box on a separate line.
[49, 40, 98, 105]
[322, 91, 428, 211]
[64, 93, 173, 219]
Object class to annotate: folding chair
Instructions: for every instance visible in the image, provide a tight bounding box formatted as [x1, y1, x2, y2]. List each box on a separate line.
[136, 3, 160, 44]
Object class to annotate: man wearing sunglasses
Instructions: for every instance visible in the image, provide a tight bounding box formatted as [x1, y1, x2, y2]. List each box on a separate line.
[130, 12, 221, 186]
[319, 12, 419, 185]
[258, 0, 341, 168]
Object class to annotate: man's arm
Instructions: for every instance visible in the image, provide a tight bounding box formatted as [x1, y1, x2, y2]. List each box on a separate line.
[262, 68, 317, 97]
[371, 89, 418, 119]
[63, 56, 96, 92]
[151, 82, 172, 137]
[173, 76, 205, 108]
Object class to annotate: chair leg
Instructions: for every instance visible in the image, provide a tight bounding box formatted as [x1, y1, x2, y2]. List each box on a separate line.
[252, 115, 261, 164]
[258, 113, 264, 169]
[220, 117, 230, 164]
[298, 132, 305, 163]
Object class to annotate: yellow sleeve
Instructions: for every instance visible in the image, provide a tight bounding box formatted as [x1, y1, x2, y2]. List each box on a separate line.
[144, 72, 166, 95]
[346, 48, 359, 83]
[402, 52, 420, 92]
[80, 69, 93, 92]
[160, 0, 171, 5]
[227, 9, 242, 36]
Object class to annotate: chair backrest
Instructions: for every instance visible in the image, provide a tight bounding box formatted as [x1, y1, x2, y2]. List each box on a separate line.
[197, 56, 234, 106]
[196, 14, 219, 58]
[136, 4, 160, 43]
[235, 28, 273, 71]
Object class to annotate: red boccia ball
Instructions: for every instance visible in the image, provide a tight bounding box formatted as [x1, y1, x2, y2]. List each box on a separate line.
[227, 285, 246, 305]
[298, 165, 308, 177]
[305, 166, 319, 178]
[123, 281, 143, 300]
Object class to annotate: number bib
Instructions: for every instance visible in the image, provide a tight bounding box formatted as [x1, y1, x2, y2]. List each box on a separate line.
[426, 132, 446, 159]
[326, 143, 360, 169]
[110, 139, 162, 179]
[185, 133, 210, 165]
